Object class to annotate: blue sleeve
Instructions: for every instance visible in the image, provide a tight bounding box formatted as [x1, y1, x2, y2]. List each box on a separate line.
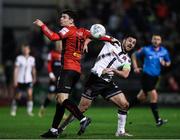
[164, 50, 171, 62]
[135, 47, 145, 59]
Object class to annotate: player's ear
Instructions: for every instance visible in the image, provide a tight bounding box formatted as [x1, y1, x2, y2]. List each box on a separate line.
[70, 18, 74, 24]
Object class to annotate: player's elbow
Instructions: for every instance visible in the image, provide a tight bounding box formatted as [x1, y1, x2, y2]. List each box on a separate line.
[48, 34, 61, 41]
[49, 38, 58, 41]
[78, 102, 91, 113]
[122, 72, 129, 79]
[123, 74, 129, 79]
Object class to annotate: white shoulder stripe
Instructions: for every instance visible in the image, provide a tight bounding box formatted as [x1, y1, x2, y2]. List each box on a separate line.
[59, 27, 69, 35]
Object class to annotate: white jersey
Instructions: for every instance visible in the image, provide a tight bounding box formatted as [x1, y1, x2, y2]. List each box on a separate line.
[91, 42, 131, 82]
[15, 55, 35, 83]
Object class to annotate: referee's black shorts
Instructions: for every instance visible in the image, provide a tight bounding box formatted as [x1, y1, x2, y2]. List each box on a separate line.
[141, 72, 159, 93]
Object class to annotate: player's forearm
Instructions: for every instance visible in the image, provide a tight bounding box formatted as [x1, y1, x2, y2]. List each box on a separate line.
[32, 68, 37, 82]
[99, 35, 120, 45]
[13, 67, 18, 85]
[99, 36, 112, 42]
[47, 61, 53, 73]
[113, 69, 130, 79]
[131, 53, 139, 69]
[84, 38, 91, 47]
[41, 25, 60, 41]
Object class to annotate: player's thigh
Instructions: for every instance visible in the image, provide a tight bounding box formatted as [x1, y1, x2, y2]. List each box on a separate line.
[78, 97, 92, 112]
[56, 93, 69, 104]
[110, 93, 129, 110]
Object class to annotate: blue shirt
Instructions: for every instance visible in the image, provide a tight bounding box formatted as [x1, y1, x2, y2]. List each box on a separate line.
[135, 45, 171, 76]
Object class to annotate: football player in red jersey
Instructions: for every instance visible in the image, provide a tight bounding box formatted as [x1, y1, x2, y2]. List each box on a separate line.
[34, 10, 94, 138]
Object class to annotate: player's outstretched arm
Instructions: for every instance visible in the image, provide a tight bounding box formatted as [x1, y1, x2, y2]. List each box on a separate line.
[99, 35, 121, 46]
[33, 19, 60, 41]
[33, 19, 44, 27]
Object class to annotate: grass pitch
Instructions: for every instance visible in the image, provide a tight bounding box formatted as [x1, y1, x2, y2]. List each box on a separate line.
[0, 106, 180, 139]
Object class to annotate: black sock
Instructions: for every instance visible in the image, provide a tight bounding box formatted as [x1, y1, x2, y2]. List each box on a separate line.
[118, 109, 127, 115]
[43, 97, 50, 108]
[129, 96, 140, 108]
[150, 103, 159, 123]
[52, 103, 65, 129]
[62, 99, 84, 121]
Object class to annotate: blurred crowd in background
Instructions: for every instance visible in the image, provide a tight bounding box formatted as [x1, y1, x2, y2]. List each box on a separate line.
[1, 0, 180, 104]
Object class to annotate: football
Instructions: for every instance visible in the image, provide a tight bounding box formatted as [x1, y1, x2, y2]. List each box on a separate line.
[90, 24, 106, 38]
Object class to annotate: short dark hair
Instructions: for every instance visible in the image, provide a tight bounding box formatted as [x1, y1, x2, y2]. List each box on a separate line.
[123, 33, 137, 39]
[21, 42, 30, 48]
[62, 10, 77, 21]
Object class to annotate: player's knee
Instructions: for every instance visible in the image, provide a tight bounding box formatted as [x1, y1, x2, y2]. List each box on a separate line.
[79, 103, 90, 113]
[137, 94, 146, 102]
[79, 104, 88, 112]
[150, 95, 158, 102]
[28, 96, 33, 101]
[56, 97, 63, 104]
[150, 90, 158, 102]
[121, 101, 129, 110]
[56, 94, 66, 104]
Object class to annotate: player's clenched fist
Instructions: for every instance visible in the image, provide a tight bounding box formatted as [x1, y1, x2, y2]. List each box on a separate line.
[33, 19, 44, 27]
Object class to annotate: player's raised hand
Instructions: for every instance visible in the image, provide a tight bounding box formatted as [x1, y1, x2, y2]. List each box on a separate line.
[102, 68, 114, 76]
[159, 57, 166, 66]
[83, 39, 91, 53]
[111, 38, 121, 46]
[33, 19, 44, 27]
[134, 67, 142, 74]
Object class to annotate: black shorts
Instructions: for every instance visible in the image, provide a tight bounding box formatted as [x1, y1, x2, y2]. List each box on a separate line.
[16, 82, 33, 92]
[82, 73, 122, 100]
[141, 72, 159, 93]
[57, 70, 80, 94]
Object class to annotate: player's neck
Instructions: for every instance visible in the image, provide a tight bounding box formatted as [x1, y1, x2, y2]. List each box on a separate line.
[67, 23, 75, 27]
[153, 46, 160, 51]
[24, 54, 30, 58]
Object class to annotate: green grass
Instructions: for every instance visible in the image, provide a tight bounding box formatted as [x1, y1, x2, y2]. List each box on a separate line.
[0, 106, 180, 139]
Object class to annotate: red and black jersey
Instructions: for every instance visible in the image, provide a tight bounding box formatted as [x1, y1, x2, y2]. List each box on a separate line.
[41, 25, 113, 73]
[41, 25, 90, 73]
[47, 50, 61, 77]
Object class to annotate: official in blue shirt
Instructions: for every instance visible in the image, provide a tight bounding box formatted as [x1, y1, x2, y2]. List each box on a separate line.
[132, 35, 171, 127]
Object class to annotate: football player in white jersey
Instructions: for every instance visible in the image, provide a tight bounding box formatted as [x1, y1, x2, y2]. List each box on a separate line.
[58, 35, 136, 136]
[10, 43, 36, 117]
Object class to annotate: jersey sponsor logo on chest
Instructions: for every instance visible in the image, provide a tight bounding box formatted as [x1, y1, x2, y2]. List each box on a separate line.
[73, 52, 81, 58]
